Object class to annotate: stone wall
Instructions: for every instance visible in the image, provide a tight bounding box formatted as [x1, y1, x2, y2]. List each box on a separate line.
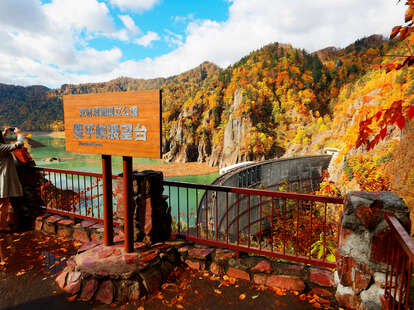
[335, 191, 410, 310]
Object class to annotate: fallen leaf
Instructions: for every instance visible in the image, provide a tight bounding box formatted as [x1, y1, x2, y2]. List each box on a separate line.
[223, 275, 230, 281]
[292, 290, 299, 296]
[239, 293, 246, 300]
[16, 271, 26, 276]
[214, 289, 222, 295]
[0, 262, 6, 266]
[299, 294, 307, 301]
[251, 294, 260, 300]
[137, 307, 144, 310]
[177, 295, 183, 302]
[66, 295, 77, 302]
[176, 305, 184, 309]
[312, 302, 321, 309]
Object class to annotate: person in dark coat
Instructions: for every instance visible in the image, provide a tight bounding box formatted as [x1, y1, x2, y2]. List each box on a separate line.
[0, 127, 24, 231]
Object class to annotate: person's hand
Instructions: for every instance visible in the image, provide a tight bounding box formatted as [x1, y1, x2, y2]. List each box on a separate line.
[15, 141, 24, 149]
[2, 128, 10, 137]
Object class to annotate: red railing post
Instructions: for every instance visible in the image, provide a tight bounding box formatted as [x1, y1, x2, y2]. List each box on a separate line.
[102, 155, 113, 246]
[123, 156, 133, 253]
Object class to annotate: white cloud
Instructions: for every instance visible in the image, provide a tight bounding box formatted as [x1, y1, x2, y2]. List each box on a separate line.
[109, 0, 160, 12]
[0, 0, 408, 88]
[118, 14, 140, 35]
[134, 31, 160, 47]
[43, 0, 114, 33]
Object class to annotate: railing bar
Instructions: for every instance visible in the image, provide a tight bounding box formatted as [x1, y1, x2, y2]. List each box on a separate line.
[215, 191, 218, 241]
[391, 244, 399, 309]
[295, 199, 299, 256]
[271, 198, 274, 253]
[385, 231, 392, 300]
[386, 214, 414, 260]
[248, 195, 251, 248]
[186, 187, 189, 236]
[162, 180, 344, 204]
[52, 172, 56, 210]
[77, 175, 80, 215]
[177, 186, 181, 234]
[83, 175, 87, 216]
[404, 260, 412, 310]
[283, 198, 286, 255]
[323, 202, 327, 261]
[226, 192, 229, 245]
[71, 173, 75, 223]
[308, 201, 312, 258]
[398, 253, 406, 310]
[237, 193, 240, 246]
[205, 190, 208, 239]
[196, 188, 199, 238]
[259, 195, 262, 251]
[392, 239, 398, 310]
[90, 176, 94, 218]
[97, 177, 100, 219]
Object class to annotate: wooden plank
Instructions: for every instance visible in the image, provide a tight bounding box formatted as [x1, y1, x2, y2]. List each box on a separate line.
[63, 90, 161, 158]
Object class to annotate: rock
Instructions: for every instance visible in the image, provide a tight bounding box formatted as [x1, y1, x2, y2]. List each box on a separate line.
[311, 287, 333, 298]
[226, 267, 250, 281]
[209, 262, 224, 275]
[73, 229, 90, 243]
[80, 278, 99, 301]
[43, 157, 62, 162]
[355, 202, 382, 230]
[370, 230, 389, 264]
[353, 268, 372, 294]
[360, 284, 384, 310]
[266, 275, 305, 291]
[250, 260, 272, 273]
[309, 268, 334, 287]
[57, 225, 73, 239]
[68, 271, 81, 283]
[95, 280, 114, 304]
[253, 274, 267, 286]
[188, 248, 214, 260]
[78, 242, 100, 253]
[335, 284, 361, 310]
[213, 249, 235, 262]
[373, 272, 386, 288]
[185, 260, 204, 270]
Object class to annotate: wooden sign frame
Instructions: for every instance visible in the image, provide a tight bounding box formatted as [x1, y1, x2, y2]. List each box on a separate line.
[63, 90, 162, 158]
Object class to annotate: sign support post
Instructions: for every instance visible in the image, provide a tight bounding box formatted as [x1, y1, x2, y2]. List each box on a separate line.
[123, 156, 134, 253]
[102, 154, 113, 246]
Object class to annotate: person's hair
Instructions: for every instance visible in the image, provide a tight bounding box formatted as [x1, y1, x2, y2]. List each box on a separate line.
[0, 131, 5, 144]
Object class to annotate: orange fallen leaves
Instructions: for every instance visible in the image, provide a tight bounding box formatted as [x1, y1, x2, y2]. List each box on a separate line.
[16, 270, 26, 276]
[239, 293, 246, 300]
[137, 307, 144, 310]
[214, 289, 222, 295]
[176, 305, 184, 309]
[66, 295, 77, 302]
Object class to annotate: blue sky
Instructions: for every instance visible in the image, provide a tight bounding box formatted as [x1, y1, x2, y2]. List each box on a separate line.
[0, 0, 407, 88]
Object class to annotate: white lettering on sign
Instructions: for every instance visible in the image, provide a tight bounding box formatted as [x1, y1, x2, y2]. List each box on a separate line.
[134, 124, 147, 141]
[79, 106, 138, 117]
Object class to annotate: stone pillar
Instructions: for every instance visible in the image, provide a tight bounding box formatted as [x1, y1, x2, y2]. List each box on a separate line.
[335, 191, 410, 310]
[115, 170, 171, 244]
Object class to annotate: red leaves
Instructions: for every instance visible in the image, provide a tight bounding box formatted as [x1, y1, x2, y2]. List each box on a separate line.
[396, 114, 406, 129]
[390, 26, 402, 39]
[406, 104, 414, 119]
[356, 99, 409, 150]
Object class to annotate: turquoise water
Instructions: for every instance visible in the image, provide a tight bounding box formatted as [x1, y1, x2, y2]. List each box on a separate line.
[28, 133, 218, 227]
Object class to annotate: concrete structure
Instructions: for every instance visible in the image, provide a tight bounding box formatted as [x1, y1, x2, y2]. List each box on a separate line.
[198, 155, 332, 237]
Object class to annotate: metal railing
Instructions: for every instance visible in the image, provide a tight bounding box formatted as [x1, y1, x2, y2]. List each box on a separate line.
[164, 180, 343, 268]
[34, 167, 119, 224]
[34, 167, 343, 268]
[383, 214, 414, 309]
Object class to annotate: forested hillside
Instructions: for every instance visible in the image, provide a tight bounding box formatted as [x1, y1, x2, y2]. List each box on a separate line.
[0, 34, 399, 167]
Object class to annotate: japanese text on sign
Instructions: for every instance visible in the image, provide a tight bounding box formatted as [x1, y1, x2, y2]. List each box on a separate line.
[73, 123, 147, 141]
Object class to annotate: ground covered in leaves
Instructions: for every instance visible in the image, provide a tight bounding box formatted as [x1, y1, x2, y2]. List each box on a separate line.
[0, 231, 337, 310]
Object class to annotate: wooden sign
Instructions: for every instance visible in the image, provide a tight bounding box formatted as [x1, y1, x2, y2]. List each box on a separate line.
[63, 90, 162, 158]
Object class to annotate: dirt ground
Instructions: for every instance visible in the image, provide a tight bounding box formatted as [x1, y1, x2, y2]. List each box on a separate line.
[132, 162, 218, 177]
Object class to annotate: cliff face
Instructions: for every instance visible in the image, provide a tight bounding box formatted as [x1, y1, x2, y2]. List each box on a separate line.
[163, 88, 253, 167]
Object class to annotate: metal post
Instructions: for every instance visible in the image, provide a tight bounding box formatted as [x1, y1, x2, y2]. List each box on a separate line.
[123, 156, 133, 253]
[102, 155, 113, 246]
